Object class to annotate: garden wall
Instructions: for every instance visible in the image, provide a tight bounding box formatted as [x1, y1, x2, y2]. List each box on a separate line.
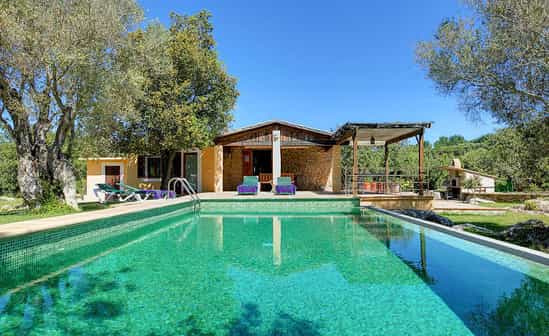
[462, 192, 549, 202]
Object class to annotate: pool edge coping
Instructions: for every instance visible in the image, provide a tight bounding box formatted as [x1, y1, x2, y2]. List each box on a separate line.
[369, 207, 549, 266]
[0, 197, 359, 241]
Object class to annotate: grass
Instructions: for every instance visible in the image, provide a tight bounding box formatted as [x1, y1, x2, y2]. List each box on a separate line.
[0, 201, 112, 225]
[0, 197, 23, 209]
[442, 210, 548, 252]
[441, 211, 547, 232]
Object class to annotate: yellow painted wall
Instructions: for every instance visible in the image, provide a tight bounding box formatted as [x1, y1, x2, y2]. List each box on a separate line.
[201, 147, 217, 192]
[86, 159, 127, 200]
[85, 157, 161, 200]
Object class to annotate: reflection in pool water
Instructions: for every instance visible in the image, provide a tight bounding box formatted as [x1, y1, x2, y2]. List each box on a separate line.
[0, 208, 547, 335]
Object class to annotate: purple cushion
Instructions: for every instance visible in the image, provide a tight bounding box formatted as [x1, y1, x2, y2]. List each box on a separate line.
[275, 184, 296, 194]
[142, 190, 176, 199]
[238, 185, 258, 194]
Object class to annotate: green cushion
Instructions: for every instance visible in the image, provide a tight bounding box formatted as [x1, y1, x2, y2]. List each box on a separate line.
[118, 181, 140, 192]
[277, 177, 292, 185]
[242, 176, 259, 186]
[97, 183, 125, 194]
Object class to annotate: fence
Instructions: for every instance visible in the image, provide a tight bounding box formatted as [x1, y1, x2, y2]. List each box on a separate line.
[343, 174, 429, 195]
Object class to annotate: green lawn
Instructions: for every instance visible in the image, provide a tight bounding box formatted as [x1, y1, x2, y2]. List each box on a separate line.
[441, 211, 547, 232]
[0, 197, 23, 209]
[0, 202, 111, 225]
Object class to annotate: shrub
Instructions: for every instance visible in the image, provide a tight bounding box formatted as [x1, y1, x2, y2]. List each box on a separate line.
[524, 200, 539, 211]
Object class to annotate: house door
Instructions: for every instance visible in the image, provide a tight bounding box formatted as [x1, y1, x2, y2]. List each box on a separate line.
[184, 152, 198, 191]
[105, 165, 121, 189]
[242, 150, 252, 176]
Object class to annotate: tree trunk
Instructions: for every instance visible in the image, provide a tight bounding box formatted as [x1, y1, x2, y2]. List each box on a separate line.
[50, 156, 79, 209]
[160, 150, 177, 190]
[16, 150, 43, 208]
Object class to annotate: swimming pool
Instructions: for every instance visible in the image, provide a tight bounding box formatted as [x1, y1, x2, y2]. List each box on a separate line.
[0, 200, 547, 335]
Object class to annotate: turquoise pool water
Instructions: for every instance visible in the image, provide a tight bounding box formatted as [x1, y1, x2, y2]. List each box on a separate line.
[0, 201, 547, 335]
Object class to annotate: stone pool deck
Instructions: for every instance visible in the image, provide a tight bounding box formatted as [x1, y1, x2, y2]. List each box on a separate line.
[0, 192, 352, 239]
[1, 192, 505, 240]
[0, 197, 193, 239]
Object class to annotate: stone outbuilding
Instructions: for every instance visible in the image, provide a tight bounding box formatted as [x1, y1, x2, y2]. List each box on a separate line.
[441, 159, 496, 199]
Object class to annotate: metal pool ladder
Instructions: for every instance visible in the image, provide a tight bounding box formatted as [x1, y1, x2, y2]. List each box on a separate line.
[168, 177, 201, 211]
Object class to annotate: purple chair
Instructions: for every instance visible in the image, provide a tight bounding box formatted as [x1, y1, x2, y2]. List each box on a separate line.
[275, 177, 296, 195]
[237, 176, 259, 195]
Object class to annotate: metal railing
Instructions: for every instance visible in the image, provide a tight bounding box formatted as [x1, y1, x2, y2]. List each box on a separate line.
[168, 177, 201, 210]
[343, 174, 429, 195]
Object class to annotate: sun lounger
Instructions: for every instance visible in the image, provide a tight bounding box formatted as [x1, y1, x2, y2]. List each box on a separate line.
[118, 181, 155, 200]
[96, 183, 142, 203]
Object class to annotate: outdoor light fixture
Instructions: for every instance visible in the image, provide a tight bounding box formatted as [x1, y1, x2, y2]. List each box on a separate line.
[370, 136, 375, 145]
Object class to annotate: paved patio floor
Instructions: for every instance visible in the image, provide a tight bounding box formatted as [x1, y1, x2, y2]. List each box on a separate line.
[0, 197, 193, 239]
[200, 191, 351, 199]
[433, 199, 503, 212]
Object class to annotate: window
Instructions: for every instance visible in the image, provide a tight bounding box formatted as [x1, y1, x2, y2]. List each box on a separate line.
[147, 157, 161, 178]
[137, 156, 146, 178]
[137, 156, 162, 179]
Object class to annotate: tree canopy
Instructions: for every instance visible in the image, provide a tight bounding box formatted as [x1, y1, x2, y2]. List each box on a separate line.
[88, 11, 238, 188]
[416, 0, 548, 125]
[0, 0, 142, 207]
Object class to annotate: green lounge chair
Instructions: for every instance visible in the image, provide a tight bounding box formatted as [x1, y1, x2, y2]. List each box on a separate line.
[237, 176, 259, 195]
[275, 176, 296, 195]
[118, 181, 154, 200]
[96, 183, 142, 203]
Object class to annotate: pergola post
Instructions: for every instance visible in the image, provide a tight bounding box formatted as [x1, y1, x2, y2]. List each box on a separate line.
[418, 129, 424, 196]
[272, 129, 281, 187]
[352, 129, 358, 197]
[214, 145, 223, 193]
[384, 143, 389, 193]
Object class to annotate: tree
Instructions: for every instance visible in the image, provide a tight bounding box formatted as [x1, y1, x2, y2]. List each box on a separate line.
[416, 0, 548, 125]
[0, 0, 142, 207]
[106, 11, 238, 189]
[0, 141, 18, 195]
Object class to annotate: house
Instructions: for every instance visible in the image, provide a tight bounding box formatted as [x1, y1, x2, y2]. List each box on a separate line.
[83, 120, 432, 201]
[441, 159, 496, 198]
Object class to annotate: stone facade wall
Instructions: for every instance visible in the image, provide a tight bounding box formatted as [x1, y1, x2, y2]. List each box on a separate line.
[223, 147, 243, 191]
[282, 146, 340, 191]
[220, 146, 342, 192]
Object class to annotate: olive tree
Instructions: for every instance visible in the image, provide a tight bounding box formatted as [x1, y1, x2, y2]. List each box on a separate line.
[416, 0, 548, 125]
[0, 0, 142, 207]
[106, 11, 238, 190]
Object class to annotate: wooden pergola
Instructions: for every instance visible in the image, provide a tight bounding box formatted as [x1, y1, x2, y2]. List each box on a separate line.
[333, 122, 432, 196]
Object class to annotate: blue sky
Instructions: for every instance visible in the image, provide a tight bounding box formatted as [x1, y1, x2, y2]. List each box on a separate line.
[139, 0, 500, 142]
